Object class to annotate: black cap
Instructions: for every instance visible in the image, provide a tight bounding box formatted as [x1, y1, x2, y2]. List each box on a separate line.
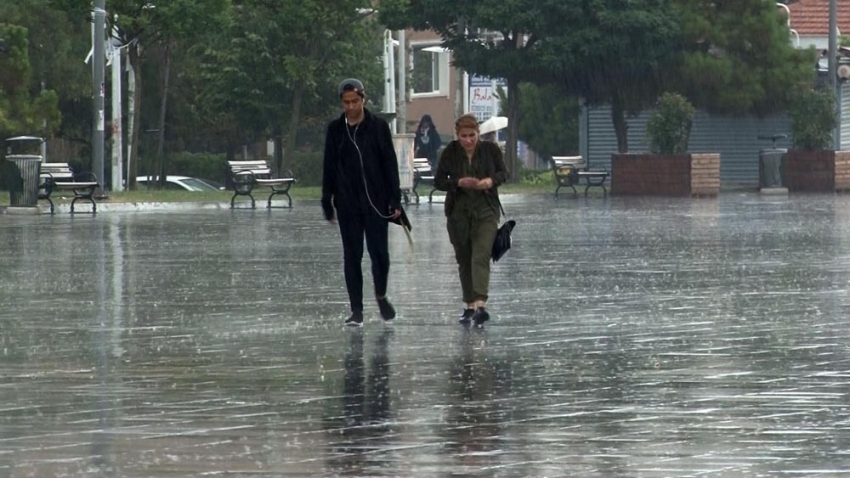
[338, 78, 365, 98]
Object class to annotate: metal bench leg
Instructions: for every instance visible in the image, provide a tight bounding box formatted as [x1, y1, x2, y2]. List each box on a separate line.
[230, 189, 256, 209]
[267, 189, 293, 209]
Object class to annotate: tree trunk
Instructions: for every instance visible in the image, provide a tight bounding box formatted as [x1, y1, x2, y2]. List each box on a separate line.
[282, 85, 304, 175]
[506, 78, 520, 182]
[154, 45, 171, 188]
[611, 93, 629, 153]
[127, 44, 143, 190]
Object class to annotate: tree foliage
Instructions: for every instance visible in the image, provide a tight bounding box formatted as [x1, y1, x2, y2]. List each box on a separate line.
[383, 0, 815, 155]
[670, 0, 815, 116]
[646, 93, 695, 155]
[381, 0, 558, 181]
[788, 86, 837, 151]
[190, 0, 383, 172]
[512, 83, 579, 159]
[0, 23, 61, 140]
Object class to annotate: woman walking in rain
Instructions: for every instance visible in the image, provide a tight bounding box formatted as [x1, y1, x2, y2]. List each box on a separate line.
[434, 114, 509, 326]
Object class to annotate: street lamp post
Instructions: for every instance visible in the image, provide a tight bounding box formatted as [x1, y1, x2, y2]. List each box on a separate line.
[93, 1, 107, 196]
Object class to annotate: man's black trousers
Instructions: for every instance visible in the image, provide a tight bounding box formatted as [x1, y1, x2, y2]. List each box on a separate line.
[337, 209, 390, 313]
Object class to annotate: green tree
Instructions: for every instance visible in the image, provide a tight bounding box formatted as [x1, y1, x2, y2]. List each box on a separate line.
[511, 83, 580, 160]
[646, 92, 695, 154]
[787, 86, 837, 151]
[671, 0, 815, 117]
[383, 0, 814, 157]
[0, 2, 84, 144]
[381, 0, 556, 181]
[538, 0, 680, 153]
[196, 0, 383, 174]
[50, 0, 231, 188]
[0, 23, 60, 140]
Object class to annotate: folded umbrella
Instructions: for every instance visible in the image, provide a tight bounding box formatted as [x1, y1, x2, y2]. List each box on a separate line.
[491, 219, 516, 262]
[388, 206, 413, 245]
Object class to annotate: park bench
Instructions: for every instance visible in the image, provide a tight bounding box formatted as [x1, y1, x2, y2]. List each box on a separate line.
[550, 155, 609, 198]
[38, 163, 99, 213]
[228, 160, 296, 209]
[411, 157, 437, 204]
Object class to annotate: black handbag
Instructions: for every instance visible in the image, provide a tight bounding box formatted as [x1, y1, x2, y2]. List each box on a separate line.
[491, 203, 515, 263]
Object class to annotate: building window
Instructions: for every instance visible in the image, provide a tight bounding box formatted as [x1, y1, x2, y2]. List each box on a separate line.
[411, 44, 447, 96]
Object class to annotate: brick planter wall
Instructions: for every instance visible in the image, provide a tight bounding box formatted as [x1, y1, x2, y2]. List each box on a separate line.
[611, 153, 720, 197]
[784, 150, 850, 192]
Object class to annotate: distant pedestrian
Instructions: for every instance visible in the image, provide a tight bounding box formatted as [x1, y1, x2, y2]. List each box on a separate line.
[322, 78, 402, 327]
[414, 114, 442, 171]
[434, 114, 509, 326]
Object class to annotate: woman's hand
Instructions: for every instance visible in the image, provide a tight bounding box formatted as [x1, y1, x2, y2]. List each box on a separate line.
[458, 177, 479, 189]
[476, 178, 494, 190]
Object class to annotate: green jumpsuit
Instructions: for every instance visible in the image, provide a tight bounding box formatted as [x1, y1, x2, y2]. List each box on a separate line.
[435, 140, 508, 304]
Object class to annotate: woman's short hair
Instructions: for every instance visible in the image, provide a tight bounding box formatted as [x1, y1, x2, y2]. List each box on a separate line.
[454, 114, 479, 132]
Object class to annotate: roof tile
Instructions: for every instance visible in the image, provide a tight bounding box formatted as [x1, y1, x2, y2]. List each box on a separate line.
[787, 0, 850, 36]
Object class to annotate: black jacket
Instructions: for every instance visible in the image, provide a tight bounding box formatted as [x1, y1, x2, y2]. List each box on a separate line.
[322, 108, 401, 219]
[434, 140, 508, 217]
[414, 127, 442, 163]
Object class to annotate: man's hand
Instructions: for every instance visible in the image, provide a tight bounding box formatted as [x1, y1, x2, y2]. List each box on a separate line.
[391, 208, 401, 220]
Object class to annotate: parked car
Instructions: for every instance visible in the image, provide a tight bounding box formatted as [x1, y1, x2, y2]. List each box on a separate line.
[135, 176, 222, 192]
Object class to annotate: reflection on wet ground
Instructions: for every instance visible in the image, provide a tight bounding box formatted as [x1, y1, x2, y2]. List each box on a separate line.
[2, 194, 850, 476]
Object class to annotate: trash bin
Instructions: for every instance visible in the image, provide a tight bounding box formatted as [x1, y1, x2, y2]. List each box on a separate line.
[759, 148, 786, 189]
[5, 136, 44, 208]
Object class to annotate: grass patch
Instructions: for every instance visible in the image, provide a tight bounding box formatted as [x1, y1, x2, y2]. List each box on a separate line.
[0, 177, 562, 207]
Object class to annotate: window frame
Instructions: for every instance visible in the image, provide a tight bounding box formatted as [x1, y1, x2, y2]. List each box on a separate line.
[409, 42, 450, 98]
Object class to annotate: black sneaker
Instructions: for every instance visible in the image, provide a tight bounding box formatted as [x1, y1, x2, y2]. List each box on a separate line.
[345, 311, 364, 327]
[458, 308, 474, 325]
[377, 297, 396, 321]
[472, 307, 490, 326]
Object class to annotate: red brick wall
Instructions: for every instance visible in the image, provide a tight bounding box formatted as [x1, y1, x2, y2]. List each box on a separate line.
[785, 150, 833, 191]
[783, 150, 850, 192]
[611, 153, 720, 197]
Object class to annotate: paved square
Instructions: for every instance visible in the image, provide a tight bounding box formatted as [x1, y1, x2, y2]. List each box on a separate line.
[2, 194, 850, 477]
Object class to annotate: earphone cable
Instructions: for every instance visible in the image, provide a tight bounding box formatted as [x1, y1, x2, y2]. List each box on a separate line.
[345, 118, 393, 220]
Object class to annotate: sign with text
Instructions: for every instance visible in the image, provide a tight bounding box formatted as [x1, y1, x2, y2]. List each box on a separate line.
[468, 75, 507, 122]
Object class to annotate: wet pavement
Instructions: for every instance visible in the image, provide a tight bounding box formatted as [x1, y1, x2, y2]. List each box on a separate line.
[2, 193, 850, 477]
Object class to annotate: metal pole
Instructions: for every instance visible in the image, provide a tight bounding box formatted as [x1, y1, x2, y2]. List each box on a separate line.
[397, 30, 406, 134]
[830, 0, 839, 149]
[93, 0, 106, 196]
[455, 17, 466, 119]
[111, 44, 123, 191]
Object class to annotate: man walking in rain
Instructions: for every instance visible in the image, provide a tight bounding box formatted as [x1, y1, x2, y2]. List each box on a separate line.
[322, 78, 402, 327]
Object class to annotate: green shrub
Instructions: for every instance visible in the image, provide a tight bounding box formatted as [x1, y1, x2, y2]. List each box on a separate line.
[286, 151, 323, 186]
[646, 92, 696, 154]
[788, 86, 838, 151]
[518, 166, 551, 185]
